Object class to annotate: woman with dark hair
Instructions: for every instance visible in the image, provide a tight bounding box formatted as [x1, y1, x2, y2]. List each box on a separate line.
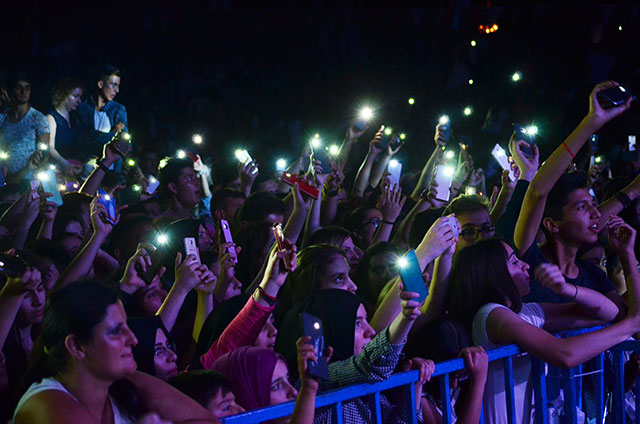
[446, 219, 640, 424]
[13, 281, 215, 423]
[307, 226, 362, 271]
[127, 317, 177, 382]
[278, 244, 356, 313]
[353, 241, 403, 311]
[46, 77, 84, 175]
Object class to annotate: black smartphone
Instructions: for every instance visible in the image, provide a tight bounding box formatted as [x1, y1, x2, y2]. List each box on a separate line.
[597, 85, 634, 109]
[300, 312, 330, 381]
[135, 246, 163, 285]
[512, 123, 535, 158]
[0, 254, 27, 277]
[112, 132, 132, 157]
[378, 126, 393, 150]
[398, 250, 428, 304]
[590, 134, 599, 152]
[311, 146, 331, 174]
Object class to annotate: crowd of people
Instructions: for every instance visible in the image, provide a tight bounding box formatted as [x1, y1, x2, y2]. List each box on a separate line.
[0, 61, 639, 424]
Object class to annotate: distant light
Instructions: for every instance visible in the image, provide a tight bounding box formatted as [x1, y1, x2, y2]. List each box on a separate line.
[156, 233, 168, 244]
[470, 40, 477, 47]
[399, 133, 406, 140]
[468, 79, 474, 85]
[466, 187, 477, 195]
[132, 184, 142, 192]
[49, 164, 56, 170]
[397, 256, 409, 269]
[384, 127, 393, 136]
[492, 24, 498, 31]
[36, 171, 49, 181]
[443, 166, 455, 177]
[127, 159, 136, 167]
[311, 136, 322, 148]
[526, 125, 538, 136]
[0, 152, 8, 160]
[439, 115, 450, 125]
[122, 132, 131, 141]
[463, 106, 473, 116]
[445, 151, 455, 160]
[328, 145, 340, 156]
[512, 71, 522, 82]
[408, 98, 415, 105]
[620, 86, 627, 92]
[276, 158, 287, 171]
[177, 150, 186, 159]
[595, 156, 603, 164]
[103, 194, 111, 201]
[359, 107, 373, 121]
[149, 177, 157, 184]
[192, 134, 203, 144]
[313, 322, 320, 330]
[314, 133, 320, 139]
[619, 25, 623, 31]
[58, 184, 66, 192]
[38, 142, 48, 151]
[389, 159, 399, 168]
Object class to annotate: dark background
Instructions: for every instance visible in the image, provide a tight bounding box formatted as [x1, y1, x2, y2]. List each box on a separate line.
[2, 0, 640, 184]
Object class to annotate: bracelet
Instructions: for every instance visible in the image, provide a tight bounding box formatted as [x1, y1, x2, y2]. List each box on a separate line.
[382, 220, 395, 226]
[323, 188, 339, 198]
[257, 286, 277, 306]
[95, 159, 110, 173]
[616, 191, 632, 209]
[562, 142, 576, 158]
[571, 283, 579, 300]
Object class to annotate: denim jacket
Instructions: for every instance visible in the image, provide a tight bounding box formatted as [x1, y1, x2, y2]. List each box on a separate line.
[74, 96, 128, 161]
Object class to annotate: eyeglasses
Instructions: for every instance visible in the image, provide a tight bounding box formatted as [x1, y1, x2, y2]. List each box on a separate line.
[154, 342, 176, 358]
[460, 225, 495, 241]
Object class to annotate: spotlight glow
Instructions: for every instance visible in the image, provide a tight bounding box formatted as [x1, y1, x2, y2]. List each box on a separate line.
[38, 142, 48, 151]
[512, 71, 522, 82]
[389, 159, 399, 168]
[439, 115, 450, 125]
[399, 133, 406, 140]
[276, 158, 287, 171]
[132, 184, 142, 192]
[36, 172, 49, 181]
[443, 166, 455, 177]
[470, 40, 477, 47]
[359, 107, 373, 121]
[0, 152, 8, 160]
[157, 233, 169, 245]
[192, 134, 203, 144]
[328, 145, 340, 156]
[445, 150, 455, 160]
[383, 127, 393, 136]
[127, 159, 136, 167]
[177, 150, 186, 159]
[526, 125, 538, 136]
[463, 106, 473, 116]
[397, 257, 409, 269]
[408, 98, 415, 105]
[468, 79, 474, 85]
[311, 136, 322, 148]
[122, 132, 131, 141]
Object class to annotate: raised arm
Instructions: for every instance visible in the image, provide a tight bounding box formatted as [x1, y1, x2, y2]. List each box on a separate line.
[352, 128, 383, 197]
[597, 172, 640, 230]
[156, 252, 203, 332]
[79, 139, 122, 196]
[337, 123, 368, 171]
[369, 137, 403, 188]
[410, 125, 446, 201]
[514, 81, 633, 255]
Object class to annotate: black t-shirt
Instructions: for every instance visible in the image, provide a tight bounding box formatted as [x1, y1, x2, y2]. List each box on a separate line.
[522, 242, 615, 304]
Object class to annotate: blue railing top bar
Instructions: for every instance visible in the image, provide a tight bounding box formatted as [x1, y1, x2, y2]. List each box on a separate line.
[222, 325, 634, 424]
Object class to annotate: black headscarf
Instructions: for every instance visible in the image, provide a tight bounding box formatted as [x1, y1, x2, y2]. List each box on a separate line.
[192, 294, 250, 369]
[275, 289, 364, 379]
[127, 316, 173, 376]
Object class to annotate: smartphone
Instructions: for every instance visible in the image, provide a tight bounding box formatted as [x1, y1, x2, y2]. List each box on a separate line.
[387, 160, 402, 188]
[183, 237, 200, 265]
[398, 250, 428, 304]
[0, 253, 27, 277]
[629, 135, 636, 152]
[590, 134, 599, 152]
[491, 144, 516, 182]
[597, 85, 635, 108]
[137, 244, 163, 285]
[97, 189, 117, 225]
[300, 312, 330, 381]
[145, 175, 160, 195]
[272, 223, 285, 250]
[236, 149, 259, 175]
[30, 180, 40, 200]
[353, 119, 367, 132]
[379, 126, 393, 150]
[219, 219, 237, 259]
[281, 172, 319, 200]
[433, 164, 454, 201]
[311, 146, 331, 174]
[443, 216, 459, 237]
[112, 132, 132, 157]
[512, 123, 535, 158]
[37, 170, 63, 206]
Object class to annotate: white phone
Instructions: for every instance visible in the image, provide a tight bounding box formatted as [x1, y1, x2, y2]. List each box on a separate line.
[433, 164, 454, 201]
[145, 175, 160, 195]
[387, 160, 402, 188]
[219, 219, 237, 260]
[236, 149, 258, 175]
[491, 144, 516, 181]
[183, 237, 200, 265]
[629, 135, 636, 152]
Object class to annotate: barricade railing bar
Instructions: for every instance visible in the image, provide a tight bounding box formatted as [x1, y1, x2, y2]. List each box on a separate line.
[221, 326, 640, 424]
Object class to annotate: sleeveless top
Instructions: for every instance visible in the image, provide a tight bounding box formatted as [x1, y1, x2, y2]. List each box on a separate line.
[472, 302, 545, 424]
[13, 377, 134, 423]
[48, 109, 79, 159]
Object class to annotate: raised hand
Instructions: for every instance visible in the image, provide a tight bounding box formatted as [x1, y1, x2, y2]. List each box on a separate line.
[434, 124, 447, 146]
[398, 281, 424, 321]
[369, 127, 384, 154]
[120, 243, 166, 294]
[174, 252, 202, 291]
[377, 183, 407, 224]
[38, 192, 58, 222]
[90, 196, 118, 238]
[508, 134, 539, 181]
[194, 264, 217, 294]
[588, 81, 634, 128]
[297, 336, 334, 391]
[417, 214, 459, 263]
[608, 215, 637, 255]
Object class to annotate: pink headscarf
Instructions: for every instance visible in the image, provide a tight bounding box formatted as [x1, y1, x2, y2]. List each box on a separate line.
[212, 346, 286, 410]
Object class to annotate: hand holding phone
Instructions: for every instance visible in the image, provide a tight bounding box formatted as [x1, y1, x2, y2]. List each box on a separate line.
[433, 164, 454, 201]
[37, 170, 63, 206]
[491, 144, 516, 182]
[300, 313, 330, 381]
[597, 85, 635, 109]
[397, 250, 428, 304]
[183, 237, 201, 265]
[97, 189, 117, 225]
[281, 172, 319, 200]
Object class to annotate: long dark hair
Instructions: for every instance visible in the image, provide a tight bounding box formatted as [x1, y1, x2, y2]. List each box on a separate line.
[446, 238, 522, 328]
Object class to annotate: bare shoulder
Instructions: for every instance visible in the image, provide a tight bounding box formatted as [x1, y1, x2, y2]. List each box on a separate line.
[16, 390, 98, 424]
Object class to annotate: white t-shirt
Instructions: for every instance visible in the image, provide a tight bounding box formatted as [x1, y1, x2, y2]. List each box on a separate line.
[13, 377, 134, 423]
[94, 109, 112, 133]
[472, 302, 545, 424]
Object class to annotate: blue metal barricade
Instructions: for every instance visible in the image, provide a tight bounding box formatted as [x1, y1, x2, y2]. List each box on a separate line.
[222, 327, 640, 424]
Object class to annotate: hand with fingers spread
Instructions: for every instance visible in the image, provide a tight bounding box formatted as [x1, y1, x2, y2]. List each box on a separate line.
[297, 336, 334, 391]
[460, 346, 489, 380]
[508, 134, 539, 181]
[587, 80, 634, 128]
[377, 183, 407, 224]
[608, 215, 637, 256]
